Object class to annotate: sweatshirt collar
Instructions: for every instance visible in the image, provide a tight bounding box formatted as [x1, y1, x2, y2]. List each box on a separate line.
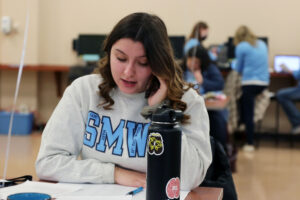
[114, 88, 146, 100]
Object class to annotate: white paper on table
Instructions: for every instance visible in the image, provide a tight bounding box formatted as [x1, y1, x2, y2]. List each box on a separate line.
[57, 182, 136, 196]
[0, 181, 81, 199]
[56, 195, 132, 200]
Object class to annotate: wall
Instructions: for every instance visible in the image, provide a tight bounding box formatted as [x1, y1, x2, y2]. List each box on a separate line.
[1, 0, 300, 125]
[37, 0, 300, 66]
[0, 0, 39, 112]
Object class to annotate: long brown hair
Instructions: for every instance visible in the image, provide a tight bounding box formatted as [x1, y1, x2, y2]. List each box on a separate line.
[97, 12, 190, 123]
[234, 25, 257, 46]
[188, 21, 208, 41]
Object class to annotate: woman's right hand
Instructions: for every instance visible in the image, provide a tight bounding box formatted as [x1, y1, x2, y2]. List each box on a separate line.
[114, 166, 146, 188]
[193, 69, 203, 85]
[147, 77, 168, 106]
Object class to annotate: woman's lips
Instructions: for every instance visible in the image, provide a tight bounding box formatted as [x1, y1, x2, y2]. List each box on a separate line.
[121, 79, 137, 87]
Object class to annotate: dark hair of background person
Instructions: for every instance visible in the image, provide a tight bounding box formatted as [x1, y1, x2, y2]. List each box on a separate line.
[181, 45, 211, 72]
[97, 12, 190, 122]
[188, 21, 209, 41]
[188, 45, 211, 71]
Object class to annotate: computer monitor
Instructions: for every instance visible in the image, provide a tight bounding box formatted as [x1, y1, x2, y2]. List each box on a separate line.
[74, 34, 185, 60]
[208, 44, 228, 63]
[75, 34, 106, 58]
[274, 55, 300, 73]
[225, 37, 268, 59]
[169, 36, 185, 59]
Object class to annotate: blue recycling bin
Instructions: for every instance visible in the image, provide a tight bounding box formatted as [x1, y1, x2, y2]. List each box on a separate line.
[0, 111, 34, 135]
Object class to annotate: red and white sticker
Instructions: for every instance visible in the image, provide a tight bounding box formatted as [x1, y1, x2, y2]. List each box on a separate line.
[166, 177, 180, 199]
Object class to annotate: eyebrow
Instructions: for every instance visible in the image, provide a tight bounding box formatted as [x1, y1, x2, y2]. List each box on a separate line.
[115, 49, 146, 58]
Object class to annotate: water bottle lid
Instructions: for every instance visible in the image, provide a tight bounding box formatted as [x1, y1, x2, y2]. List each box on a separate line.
[7, 193, 51, 200]
[151, 106, 183, 123]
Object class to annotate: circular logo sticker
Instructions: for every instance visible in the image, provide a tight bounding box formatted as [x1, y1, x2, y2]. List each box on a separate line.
[166, 177, 180, 199]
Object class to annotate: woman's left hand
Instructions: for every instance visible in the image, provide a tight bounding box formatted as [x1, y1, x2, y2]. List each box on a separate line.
[147, 77, 167, 106]
[114, 166, 146, 188]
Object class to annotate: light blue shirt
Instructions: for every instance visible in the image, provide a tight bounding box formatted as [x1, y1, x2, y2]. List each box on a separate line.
[183, 39, 217, 61]
[184, 39, 200, 55]
[234, 40, 270, 85]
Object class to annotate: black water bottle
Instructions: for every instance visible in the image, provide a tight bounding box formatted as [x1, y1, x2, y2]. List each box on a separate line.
[146, 105, 183, 200]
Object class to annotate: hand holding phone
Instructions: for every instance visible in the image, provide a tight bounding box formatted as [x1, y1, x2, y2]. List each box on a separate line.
[147, 76, 167, 106]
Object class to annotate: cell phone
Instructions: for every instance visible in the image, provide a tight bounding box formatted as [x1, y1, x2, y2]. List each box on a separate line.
[145, 76, 160, 98]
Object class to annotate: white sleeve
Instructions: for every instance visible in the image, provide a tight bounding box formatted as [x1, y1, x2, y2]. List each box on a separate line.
[35, 82, 115, 184]
[180, 90, 212, 190]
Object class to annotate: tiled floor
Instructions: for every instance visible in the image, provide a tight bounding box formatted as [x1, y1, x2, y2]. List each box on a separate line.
[1, 133, 300, 199]
[233, 142, 300, 200]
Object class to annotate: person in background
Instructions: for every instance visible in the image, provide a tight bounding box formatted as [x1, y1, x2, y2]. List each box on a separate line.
[233, 25, 270, 152]
[276, 65, 300, 134]
[183, 45, 227, 149]
[35, 12, 211, 191]
[184, 21, 209, 55]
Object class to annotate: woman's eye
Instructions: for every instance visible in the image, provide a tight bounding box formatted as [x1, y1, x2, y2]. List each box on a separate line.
[138, 62, 149, 66]
[117, 57, 126, 62]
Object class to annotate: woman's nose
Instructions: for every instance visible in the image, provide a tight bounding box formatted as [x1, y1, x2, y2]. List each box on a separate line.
[124, 62, 135, 76]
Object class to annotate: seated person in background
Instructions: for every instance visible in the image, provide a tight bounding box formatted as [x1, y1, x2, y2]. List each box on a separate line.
[35, 12, 212, 191]
[183, 45, 227, 149]
[184, 21, 209, 55]
[233, 25, 269, 152]
[276, 64, 300, 134]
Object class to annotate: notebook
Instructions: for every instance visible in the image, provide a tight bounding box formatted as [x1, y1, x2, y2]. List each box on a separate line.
[274, 55, 300, 73]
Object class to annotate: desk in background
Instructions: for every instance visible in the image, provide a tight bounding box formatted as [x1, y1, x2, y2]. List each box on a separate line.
[205, 97, 229, 111]
[0, 64, 69, 97]
[220, 69, 297, 92]
[187, 187, 223, 200]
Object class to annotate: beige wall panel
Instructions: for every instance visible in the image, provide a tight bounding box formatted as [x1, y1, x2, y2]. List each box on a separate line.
[0, 0, 39, 65]
[0, 0, 300, 66]
[37, 0, 300, 67]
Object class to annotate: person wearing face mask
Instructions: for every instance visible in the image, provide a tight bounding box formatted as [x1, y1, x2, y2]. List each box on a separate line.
[35, 12, 212, 191]
[184, 21, 209, 55]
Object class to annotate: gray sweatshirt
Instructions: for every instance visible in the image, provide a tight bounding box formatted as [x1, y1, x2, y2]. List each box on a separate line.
[35, 74, 211, 190]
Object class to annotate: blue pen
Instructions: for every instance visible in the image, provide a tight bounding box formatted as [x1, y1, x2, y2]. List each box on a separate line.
[127, 186, 144, 195]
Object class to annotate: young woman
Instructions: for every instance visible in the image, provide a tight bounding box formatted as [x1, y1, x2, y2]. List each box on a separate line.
[233, 25, 269, 152]
[35, 12, 211, 190]
[184, 45, 224, 94]
[183, 45, 227, 149]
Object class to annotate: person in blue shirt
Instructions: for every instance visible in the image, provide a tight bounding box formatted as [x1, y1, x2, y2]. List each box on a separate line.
[233, 25, 270, 152]
[183, 45, 227, 148]
[184, 21, 209, 55]
[276, 66, 300, 134]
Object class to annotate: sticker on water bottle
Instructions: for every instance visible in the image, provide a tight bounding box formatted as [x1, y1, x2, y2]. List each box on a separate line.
[148, 132, 164, 156]
[166, 177, 180, 199]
